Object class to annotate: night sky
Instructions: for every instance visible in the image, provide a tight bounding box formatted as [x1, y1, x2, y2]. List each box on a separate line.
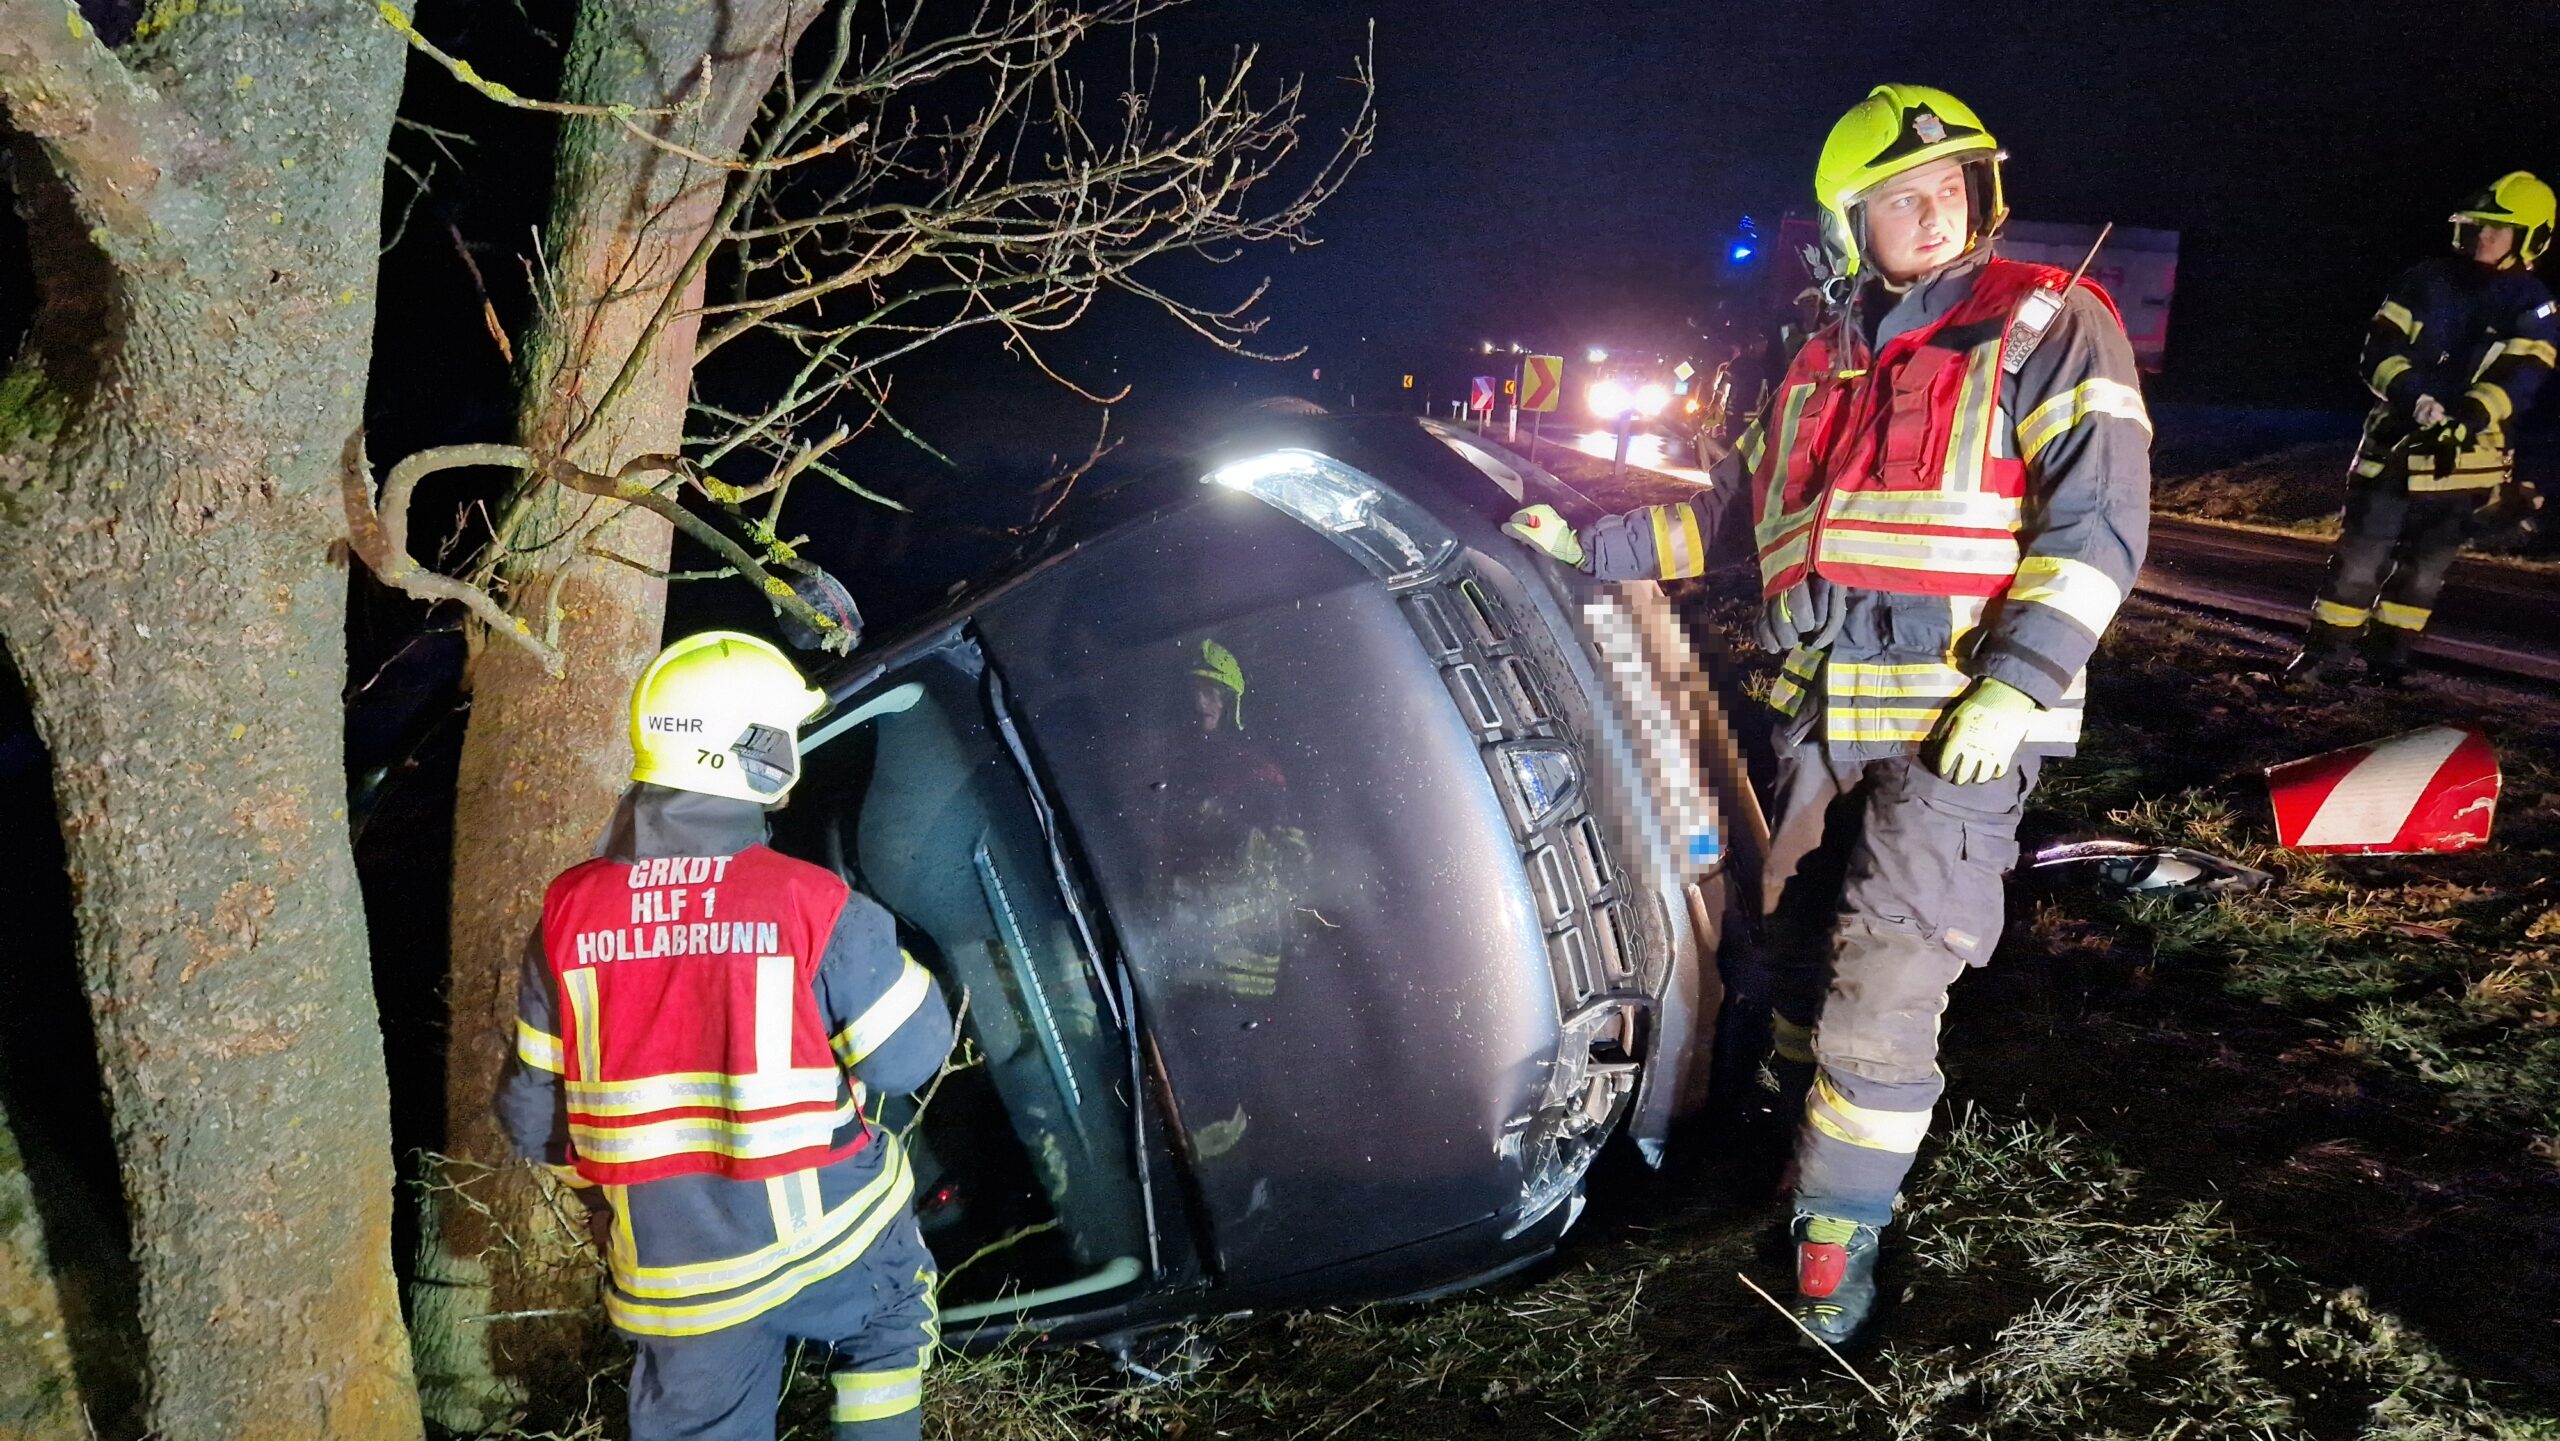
[365, 0, 2560, 467]
[338, 0, 2560, 630]
[1087, 0, 2560, 410]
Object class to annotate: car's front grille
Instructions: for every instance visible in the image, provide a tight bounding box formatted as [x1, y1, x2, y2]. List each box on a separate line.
[1499, 657, 1552, 725]
[1392, 559, 1644, 1014]
[1208, 438, 1681, 1220]
[1447, 663, 1503, 737]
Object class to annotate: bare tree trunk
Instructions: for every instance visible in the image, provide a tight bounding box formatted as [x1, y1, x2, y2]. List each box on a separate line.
[414, 2, 816, 1426]
[0, 2, 423, 1435]
[0, 431, 418, 1441]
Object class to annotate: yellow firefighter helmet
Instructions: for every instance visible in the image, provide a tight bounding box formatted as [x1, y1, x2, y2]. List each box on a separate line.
[1814, 84, 2006, 281]
[2451, 171, 2555, 266]
[629, 631, 827, 804]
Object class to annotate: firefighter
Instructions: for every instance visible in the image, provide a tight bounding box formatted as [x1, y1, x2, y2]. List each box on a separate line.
[495, 631, 954, 1441]
[1505, 85, 2149, 1344]
[2286, 173, 2557, 685]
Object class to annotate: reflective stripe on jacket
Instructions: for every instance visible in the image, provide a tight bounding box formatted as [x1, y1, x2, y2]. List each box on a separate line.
[1577, 246, 2153, 759]
[539, 844, 867, 1186]
[2354, 256, 2559, 491]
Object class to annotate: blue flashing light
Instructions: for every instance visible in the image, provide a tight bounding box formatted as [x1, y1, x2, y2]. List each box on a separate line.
[1729, 244, 1755, 262]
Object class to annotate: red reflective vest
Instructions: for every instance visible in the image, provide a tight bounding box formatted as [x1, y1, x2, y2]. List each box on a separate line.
[1749, 257, 2122, 599]
[538, 844, 865, 1186]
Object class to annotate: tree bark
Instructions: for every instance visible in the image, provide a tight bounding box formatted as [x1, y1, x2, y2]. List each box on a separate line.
[0, 2, 423, 1436]
[0, 478, 418, 1441]
[414, 2, 817, 1427]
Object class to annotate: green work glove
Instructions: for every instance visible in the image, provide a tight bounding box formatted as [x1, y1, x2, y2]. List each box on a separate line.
[1931, 677, 2038, 786]
[1502, 504, 1584, 567]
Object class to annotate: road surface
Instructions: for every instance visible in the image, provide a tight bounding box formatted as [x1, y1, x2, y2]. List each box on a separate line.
[1458, 414, 1720, 486]
[2138, 516, 2558, 684]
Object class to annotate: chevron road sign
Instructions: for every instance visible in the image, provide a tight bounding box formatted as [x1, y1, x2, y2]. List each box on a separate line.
[1520, 354, 1563, 413]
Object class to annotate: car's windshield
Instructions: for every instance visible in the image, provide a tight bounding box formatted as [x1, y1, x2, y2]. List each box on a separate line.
[772, 639, 1146, 1319]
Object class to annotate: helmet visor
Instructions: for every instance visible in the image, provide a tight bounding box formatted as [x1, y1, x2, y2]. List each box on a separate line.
[2450, 217, 2523, 263]
[731, 722, 800, 797]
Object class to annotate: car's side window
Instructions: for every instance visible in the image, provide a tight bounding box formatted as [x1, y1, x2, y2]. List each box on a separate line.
[775, 647, 1147, 1323]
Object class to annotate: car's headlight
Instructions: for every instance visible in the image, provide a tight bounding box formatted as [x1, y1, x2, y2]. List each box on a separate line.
[1202, 449, 1456, 584]
[1203, 450, 1371, 530]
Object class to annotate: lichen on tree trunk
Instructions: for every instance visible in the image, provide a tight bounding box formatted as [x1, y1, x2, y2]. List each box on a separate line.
[413, 2, 819, 1426]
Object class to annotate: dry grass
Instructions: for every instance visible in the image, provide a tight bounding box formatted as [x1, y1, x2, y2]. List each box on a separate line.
[2030, 605, 2560, 1156]
[2151, 440, 2351, 536]
[798, 1109, 2560, 1441]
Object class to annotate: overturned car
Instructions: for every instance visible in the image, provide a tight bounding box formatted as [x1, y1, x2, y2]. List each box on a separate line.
[768, 412, 1742, 1346]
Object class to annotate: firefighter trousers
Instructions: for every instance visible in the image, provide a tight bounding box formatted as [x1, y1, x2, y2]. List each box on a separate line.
[625, 1211, 938, 1441]
[2306, 478, 2484, 660]
[1759, 740, 2037, 1229]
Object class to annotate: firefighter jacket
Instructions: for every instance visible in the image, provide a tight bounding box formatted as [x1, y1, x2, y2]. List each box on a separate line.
[1579, 246, 2152, 761]
[2354, 256, 2558, 491]
[496, 784, 954, 1337]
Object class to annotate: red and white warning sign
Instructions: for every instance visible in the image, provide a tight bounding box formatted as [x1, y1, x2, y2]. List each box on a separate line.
[2265, 724, 2499, 855]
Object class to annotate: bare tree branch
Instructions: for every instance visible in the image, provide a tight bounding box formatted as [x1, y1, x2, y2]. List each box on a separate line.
[1013, 409, 1117, 534]
[367, 0, 1372, 674]
[377, 2, 724, 151]
[582, 545, 738, 584]
[536, 452, 852, 650]
[344, 433, 857, 661]
[339, 433, 567, 675]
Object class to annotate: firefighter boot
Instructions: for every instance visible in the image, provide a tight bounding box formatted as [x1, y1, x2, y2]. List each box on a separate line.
[1791, 1214, 1882, 1346]
[2360, 627, 2418, 689]
[2278, 645, 2352, 688]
